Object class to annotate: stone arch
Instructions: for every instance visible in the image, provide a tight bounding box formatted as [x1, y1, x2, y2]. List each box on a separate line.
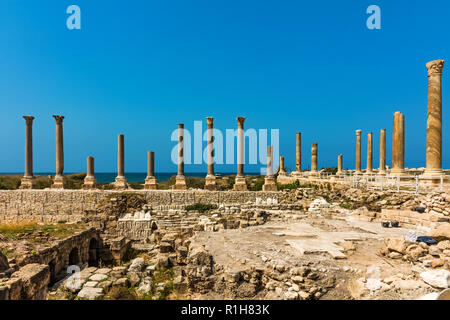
[68, 247, 80, 266]
[48, 259, 56, 286]
[88, 238, 99, 267]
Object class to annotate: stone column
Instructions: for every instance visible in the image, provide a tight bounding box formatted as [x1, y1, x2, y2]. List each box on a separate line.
[52, 115, 65, 189]
[114, 134, 128, 189]
[310, 142, 318, 176]
[355, 130, 362, 174]
[205, 117, 217, 190]
[293, 132, 302, 175]
[83, 156, 97, 189]
[234, 117, 248, 190]
[337, 154, 343, 175]
[366, 132, 373, 174]
[263, 146, 277, 191]
[391, 112, 405, 175]
[379, 129, 386, 175]
[20, 116, 36, 189]
[174, 124, 187, 190]
[144, 151, 157, 190]
[424, 59, 445, 177]
[278, 156, 287, 175]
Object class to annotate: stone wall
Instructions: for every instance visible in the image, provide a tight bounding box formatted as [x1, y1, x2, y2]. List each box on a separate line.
[0, 190, 284, 224]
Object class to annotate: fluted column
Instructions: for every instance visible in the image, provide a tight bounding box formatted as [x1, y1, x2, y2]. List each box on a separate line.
[234, 117, 248, 190]
[144, 151, 157, 190]
[337, 154, 343, 175]
[205, 117, 217, 190]
[114, 134, 128, 189]
[355, 130, 362, 174]
[52, 115, 65, 189]
[366, 132, 373, 174]
[20, 116, 36, 189]
[424, 59, 445, 177]
[293, 132, 302, 175]
[391, 112, 405, 175]
[379, 129, 386, 175]
[174, 124, 187, 190]
[83, 156, 97, 189]
[310, 142, 318, 176]
[263, 146, 277, 191]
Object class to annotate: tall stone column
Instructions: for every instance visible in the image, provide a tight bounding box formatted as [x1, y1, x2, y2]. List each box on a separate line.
[144, 151, 157, 190]
[310, 142, 318, 176]
[234, 117, 248, 191]
[366, 132, 373, 174]
[263, 146, 277, 191]
[424, 59, 445, 177]
[278, 156, 287, 175]
[391, 112, 406, 175]
[205, 117, 217, 190]
[355, 130, 362, 174]
[114, 134, 128, 189]
[20, 116, 36, 189]
[52, 115, 65, 189]
[174, 124, 187, 190]
[379, 129, 386, 175]
[337, 154, 343, 175]
[293, 132, 302, 175]
[83, 156, 97, 189]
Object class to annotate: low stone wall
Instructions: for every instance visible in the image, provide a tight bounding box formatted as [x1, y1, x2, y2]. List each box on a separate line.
[379, 209, 450, 229]
[0, 190, 284, 223]
[0, 264, 50, 300]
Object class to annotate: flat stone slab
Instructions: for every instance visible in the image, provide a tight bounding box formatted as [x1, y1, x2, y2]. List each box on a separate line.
[77, 287, 104, 300]
[95, 268, 111, 275]
[83, 281, 98, 288]
[89, 274, 108, 282]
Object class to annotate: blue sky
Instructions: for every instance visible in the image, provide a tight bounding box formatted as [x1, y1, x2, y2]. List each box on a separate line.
[0, 0, 448, 173]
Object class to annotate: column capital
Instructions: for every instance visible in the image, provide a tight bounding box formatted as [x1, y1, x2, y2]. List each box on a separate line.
[23, 116, 35, 125]
[206, 117, 214, 125]
[426, 59, 445, 76]
[53, 115, 65, 124]
[178, 123, 184, 129]
[356, 129, 362, 135]
[237, 117, 246, 128]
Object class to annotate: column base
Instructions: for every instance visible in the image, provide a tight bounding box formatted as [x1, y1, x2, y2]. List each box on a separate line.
[420, 174, 449, 185]
[114, 176, 128, 190]
[19, 176, 36, 189]
[292, 171, 302, 177]
[364, 170, 374, 175]
[82, 176, 97, 189]
[233, 176, 248, 191]
[423, 168, 444, 177]
[378, 170, 387, 175]
[309, 171, 319, 177]
[173, 175, 187, 190]
[262, 176, 277, 191]
[354, 170, 362, 175]
[144, 176, 158, 190]
[336, 170, 344, 176]
[390, 169, 407, 176]
[204, 175, 217, 191]
[52, 175, 65, 189]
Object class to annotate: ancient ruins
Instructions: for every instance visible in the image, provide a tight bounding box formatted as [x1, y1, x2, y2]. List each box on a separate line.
[0, 59, 449, 300]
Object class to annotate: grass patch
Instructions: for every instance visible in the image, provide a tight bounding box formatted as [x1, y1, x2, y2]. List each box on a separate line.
[0, 220, 86, 240]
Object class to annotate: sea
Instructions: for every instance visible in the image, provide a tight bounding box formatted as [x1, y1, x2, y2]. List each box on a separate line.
[0, 172, 235, 183]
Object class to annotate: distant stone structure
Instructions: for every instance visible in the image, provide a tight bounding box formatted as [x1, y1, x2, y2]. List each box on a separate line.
[83, 156, 97, 189]
[391, 112, 406, 176]
[355, 130, 362, 174]
[114, 134, 128, 189]
[278, 156, 287, 175]
[310, 142, 318, 176]
[366, 132, 373, 174]
[20, 116, 36, 189]
[174, 124, 187, 190]
[233, 117, 248, 191]
[52, 115, 65, 189]
[379, 129, 386, 175]
[205, 117, 217, 190]
[144, 151, 157, 190]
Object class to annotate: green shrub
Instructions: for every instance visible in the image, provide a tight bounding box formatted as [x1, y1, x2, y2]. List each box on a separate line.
[185, 203, 218, 213]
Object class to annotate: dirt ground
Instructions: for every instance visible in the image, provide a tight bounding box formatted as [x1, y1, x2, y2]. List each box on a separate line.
[191, 212, 437, 300]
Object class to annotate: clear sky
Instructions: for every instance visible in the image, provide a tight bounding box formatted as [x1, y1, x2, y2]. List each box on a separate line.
[0, 0, 448, 174]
